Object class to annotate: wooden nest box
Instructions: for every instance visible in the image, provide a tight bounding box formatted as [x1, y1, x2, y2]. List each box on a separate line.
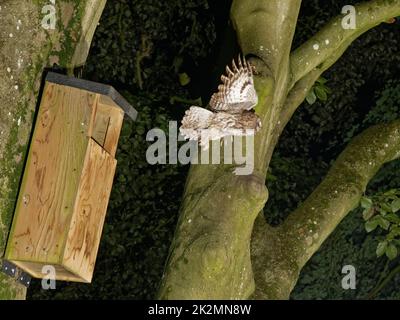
[5, 72, 137, 283]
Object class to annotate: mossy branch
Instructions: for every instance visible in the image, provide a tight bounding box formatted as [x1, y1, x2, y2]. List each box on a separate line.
[158, 167, 268, 299]
[231, 0, 301, 81]
[161, 0, 400, 301]
[281, 35, 355, 125]
[231, 0, 302, 175]
[290, 0, 400, 87]
[281, 0, 400, 126]
[281, 120, 400, 270]
[251, 120, 400, 299]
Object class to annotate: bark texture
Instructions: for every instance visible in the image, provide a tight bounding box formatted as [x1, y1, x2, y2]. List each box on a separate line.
[0, 0, 106, 300]
[159, 0, 400, 299]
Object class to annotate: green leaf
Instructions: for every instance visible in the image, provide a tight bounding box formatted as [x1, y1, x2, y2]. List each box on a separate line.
[317, 77, 328, 84]
[377, 216, 391, 230]
[179, 72, 191, 86]
[362, 207, 374, 221]
[387, 227, 400, 241]
[376, 241, 388, 257]
[379, 208, 388, 216]
[324, 86, 332, 94]
[384, 189, 398, 196]
[391, 198, 400, 213]
[390, 226, 400, 236]
[365, 219, 379, 233]
[306, 90, 317, 105]
[361, 197, 373, 209]
[382, 202, 393, 212]
[315, 86, 328, 102]
[386, 244, 398, 260]
[385, 213, 400, 224]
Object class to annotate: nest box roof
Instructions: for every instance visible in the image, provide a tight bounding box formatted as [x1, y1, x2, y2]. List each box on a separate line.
[46, 72, 138, 121]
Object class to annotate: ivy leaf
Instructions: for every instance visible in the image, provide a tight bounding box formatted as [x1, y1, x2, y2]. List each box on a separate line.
[382, 202, 393, 213]
[391, 198, 400, 213]
[377, 216, 391, 230]
[317, 77, 328, 85]
[306, 90, 317, 105]
[376, 241, 388, 257]
[386, 244, 398, 260]
[179, 73, 191, 86]
[315, 86, 328, 102]
[387, 227, 400, 241]
[365, 219, 379, 233]
[385, 213, 400, 224]
[384, 189, 398, 196]
[362, 207, 374, 221]
[324, 86, 332, 94]
[379, 208, 388, 216]
[390, 226, 400, 236]
[361, 197, 373, 209]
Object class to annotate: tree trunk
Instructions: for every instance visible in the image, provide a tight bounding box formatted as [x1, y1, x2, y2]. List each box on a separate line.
[0, 0, 106, 300]
[158, 0, 400, 300]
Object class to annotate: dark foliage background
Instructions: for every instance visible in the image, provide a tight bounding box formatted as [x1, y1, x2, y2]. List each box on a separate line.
[28, 0, 400, 299]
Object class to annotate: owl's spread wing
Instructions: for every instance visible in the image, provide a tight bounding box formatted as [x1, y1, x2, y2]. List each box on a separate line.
[199, 112, 261, 149]
[179, 106, 214, 141]
[180, 106, 261, 150]
[209, 56, 258, 113]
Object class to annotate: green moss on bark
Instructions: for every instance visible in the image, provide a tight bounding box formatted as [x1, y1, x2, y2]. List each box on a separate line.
[0, 0, 106, 300]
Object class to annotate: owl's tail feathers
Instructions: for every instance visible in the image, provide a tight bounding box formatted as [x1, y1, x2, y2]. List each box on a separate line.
[179, 106, 214, 141]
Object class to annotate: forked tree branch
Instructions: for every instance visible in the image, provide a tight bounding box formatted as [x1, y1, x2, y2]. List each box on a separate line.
[282, 119, 400, 271]
[231, 0, 302, 174]
[290, 0, 400, 86]
[160, 0, 400, 300]
[251, 119, 400, 299]
[232, 0, 302, 81]
[280, 0, 400, 128]
[281, 34, 357, 125]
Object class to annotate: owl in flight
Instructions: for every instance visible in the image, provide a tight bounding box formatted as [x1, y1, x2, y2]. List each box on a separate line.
[179, 56, 261, 149]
